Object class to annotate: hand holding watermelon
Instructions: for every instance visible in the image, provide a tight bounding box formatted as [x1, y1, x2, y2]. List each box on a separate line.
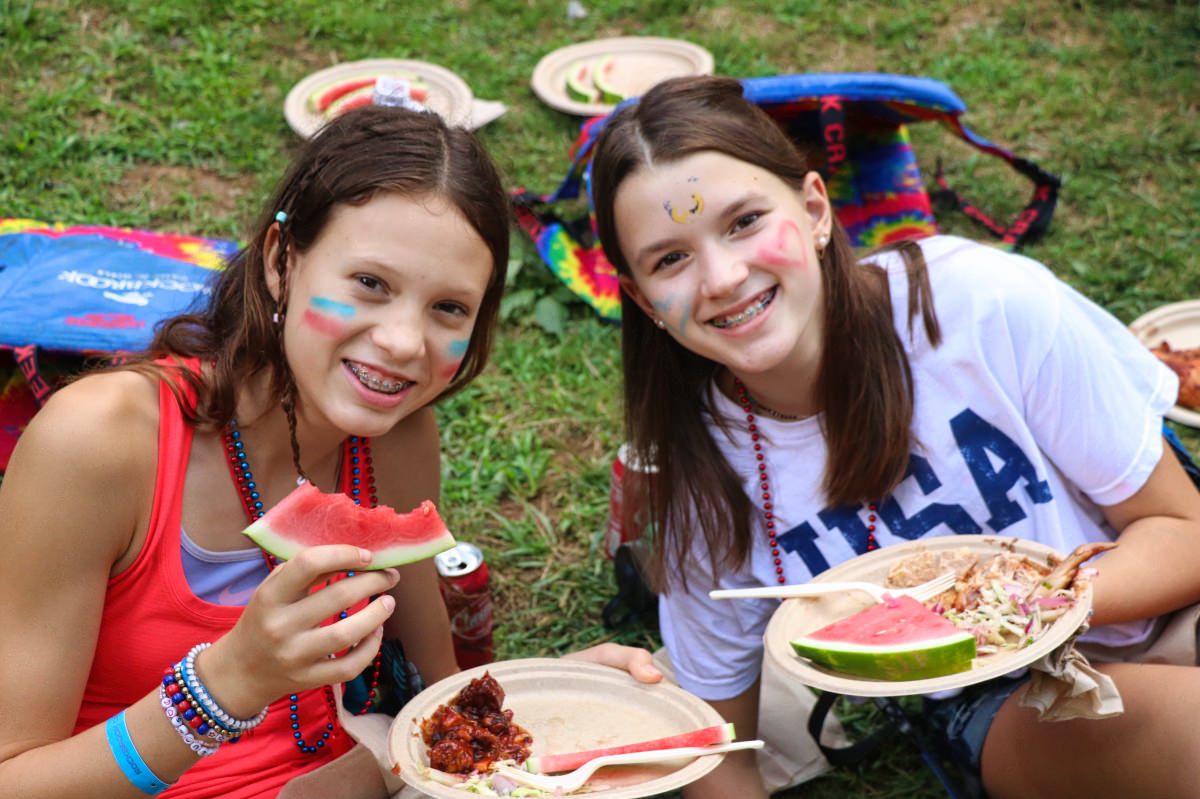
[193, 545, 400, 721]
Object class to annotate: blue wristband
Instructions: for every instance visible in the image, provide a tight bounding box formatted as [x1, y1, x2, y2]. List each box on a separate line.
[105, 711, 172, 795]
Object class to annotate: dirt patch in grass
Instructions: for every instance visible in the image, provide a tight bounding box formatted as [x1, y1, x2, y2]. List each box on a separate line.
[112, 164, 247, 219]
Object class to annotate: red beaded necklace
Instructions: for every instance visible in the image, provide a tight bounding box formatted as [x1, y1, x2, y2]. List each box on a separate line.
[733, 378, 879, 587]
[221, 420, 382, 754]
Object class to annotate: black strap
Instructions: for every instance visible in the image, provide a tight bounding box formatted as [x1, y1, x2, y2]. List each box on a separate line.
[931, 156, 1060, 250]
[807, 691, 897, 768]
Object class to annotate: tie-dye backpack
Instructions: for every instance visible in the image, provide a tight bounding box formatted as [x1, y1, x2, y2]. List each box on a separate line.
[512, 72, 1060, 322]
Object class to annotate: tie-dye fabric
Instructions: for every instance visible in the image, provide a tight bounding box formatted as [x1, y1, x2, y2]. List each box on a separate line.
[513, 73, 1060, 323]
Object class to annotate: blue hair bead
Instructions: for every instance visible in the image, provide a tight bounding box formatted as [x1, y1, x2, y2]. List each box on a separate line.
[275, 211, 288, 223]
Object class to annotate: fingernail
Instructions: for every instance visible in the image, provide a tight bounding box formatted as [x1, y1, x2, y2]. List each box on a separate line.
[358, 547, 373, 563]
[380, 594, 396, 613]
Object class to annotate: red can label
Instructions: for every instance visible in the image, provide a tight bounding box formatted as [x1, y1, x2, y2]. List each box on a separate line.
[605, 443, 656, 559]
[435, 543, 494, 670]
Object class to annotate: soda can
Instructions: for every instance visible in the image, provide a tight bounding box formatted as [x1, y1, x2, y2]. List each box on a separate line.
[435, 542, 494, 669]
[604, 443, 657, 560]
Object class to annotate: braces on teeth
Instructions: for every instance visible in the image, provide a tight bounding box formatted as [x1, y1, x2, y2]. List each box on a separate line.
[348, 362, 406, 393]
[714, 289, 774, 328]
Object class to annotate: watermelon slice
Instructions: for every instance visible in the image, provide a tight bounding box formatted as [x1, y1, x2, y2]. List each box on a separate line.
[565, 57, 600, 104]
[243, 482, 456, 569]
[323, 85, 377, 120]
[591, 55, 626, 104]
[307, 72, 429, 113]
[526, 723, 736, 774]
[790, 595, 976, 681]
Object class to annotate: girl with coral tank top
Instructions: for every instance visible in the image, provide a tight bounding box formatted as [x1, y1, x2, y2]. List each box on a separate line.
[0, 106, 660, 798]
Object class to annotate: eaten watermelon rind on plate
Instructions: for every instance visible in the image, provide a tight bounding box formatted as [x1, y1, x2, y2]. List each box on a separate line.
[243, 482, 456, 569]
[526, 722, 736, 774]
[789, 595, 976, 681]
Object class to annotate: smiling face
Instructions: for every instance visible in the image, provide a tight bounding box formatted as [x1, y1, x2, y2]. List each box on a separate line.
[615, 151, 833, 389]
[270, 192, 492, 438]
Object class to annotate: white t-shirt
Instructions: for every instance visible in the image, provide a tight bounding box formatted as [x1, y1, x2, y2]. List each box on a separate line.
[659, 235, 1179, 702]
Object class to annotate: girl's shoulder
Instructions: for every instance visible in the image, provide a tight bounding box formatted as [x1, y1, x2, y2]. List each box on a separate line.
[21, 369, 160, 482]
[3, 369, 160, 568]
[871, 235, 1069, 335]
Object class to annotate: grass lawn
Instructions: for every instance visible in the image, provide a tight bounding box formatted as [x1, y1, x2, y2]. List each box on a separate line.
[2, 1, 1197, 796]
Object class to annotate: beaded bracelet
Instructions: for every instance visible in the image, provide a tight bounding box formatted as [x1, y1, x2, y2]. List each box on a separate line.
[159, 683, 230, 746]
[163, 667, 236, 742]
[179, 643, 269, 733]
[159, 686, 220, 757]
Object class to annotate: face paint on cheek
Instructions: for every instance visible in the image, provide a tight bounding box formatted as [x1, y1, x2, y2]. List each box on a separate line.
[301, 296, 355, 337]
[652, 294, 691, 336]
[310, 296, 356, 318]
[439, 339, 469, 380]
[755, 219, 809, 269]
[301, 308, 348, 337]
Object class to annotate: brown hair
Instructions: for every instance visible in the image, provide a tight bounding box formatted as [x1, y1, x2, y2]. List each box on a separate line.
[590, 76, 941, 589]
[119, 105, 510, 458]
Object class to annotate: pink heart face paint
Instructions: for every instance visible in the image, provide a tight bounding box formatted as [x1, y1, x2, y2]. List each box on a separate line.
[302, 296, 356, 337]
[755, 219, 809, 270]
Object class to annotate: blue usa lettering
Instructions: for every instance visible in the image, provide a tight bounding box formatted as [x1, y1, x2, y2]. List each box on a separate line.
[878, 454, 983, 538]
[950, 408, 1052, 530]
[780, 408, 1053, 575]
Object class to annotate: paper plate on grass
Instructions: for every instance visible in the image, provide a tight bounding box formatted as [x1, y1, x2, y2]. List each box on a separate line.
[531, 36, 714, 117]
[763, 536, 1093, 697]
[1129, 299, 1200, 428]
[284, 58, 474, 138]
[388, 658, 729, 798]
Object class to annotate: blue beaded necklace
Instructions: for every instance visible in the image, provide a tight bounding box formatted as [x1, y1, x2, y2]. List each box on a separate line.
[222, 420, 381, 754]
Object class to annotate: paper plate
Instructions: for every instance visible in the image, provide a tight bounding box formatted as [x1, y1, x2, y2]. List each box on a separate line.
[388, 658, 729, 798]
[284, 58, 474, 138]
[531, 36, 714, 117]
[1129, 299, 1200, 428]
[763, 535, 1093, 697]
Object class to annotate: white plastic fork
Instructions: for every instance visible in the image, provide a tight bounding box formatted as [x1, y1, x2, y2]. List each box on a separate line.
[708, 571, 956, 603]
[492, 740, 765, 794]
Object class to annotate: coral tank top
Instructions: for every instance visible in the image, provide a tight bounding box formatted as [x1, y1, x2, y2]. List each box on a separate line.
[73, 364, 352, 798]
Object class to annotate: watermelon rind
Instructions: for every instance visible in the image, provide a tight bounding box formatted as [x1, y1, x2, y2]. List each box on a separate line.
[565, 57, 600, 104]
[789, 633, 976, 681]
[788, 594, 976, 681]
[526, 722, 736, 774]
[591, 55, 627, 104]
[243, 483, 456, 569]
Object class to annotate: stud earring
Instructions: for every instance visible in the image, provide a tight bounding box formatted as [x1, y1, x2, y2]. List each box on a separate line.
[655, 319, 666, 329]
[816, 233, 829, 258]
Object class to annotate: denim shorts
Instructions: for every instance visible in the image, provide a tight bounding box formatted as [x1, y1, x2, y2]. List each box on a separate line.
[923, 670, 1030, 796]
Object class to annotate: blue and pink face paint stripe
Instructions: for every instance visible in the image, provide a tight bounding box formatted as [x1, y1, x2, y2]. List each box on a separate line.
[302, 296, 356, 336]
[442, 338, 469, 379]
